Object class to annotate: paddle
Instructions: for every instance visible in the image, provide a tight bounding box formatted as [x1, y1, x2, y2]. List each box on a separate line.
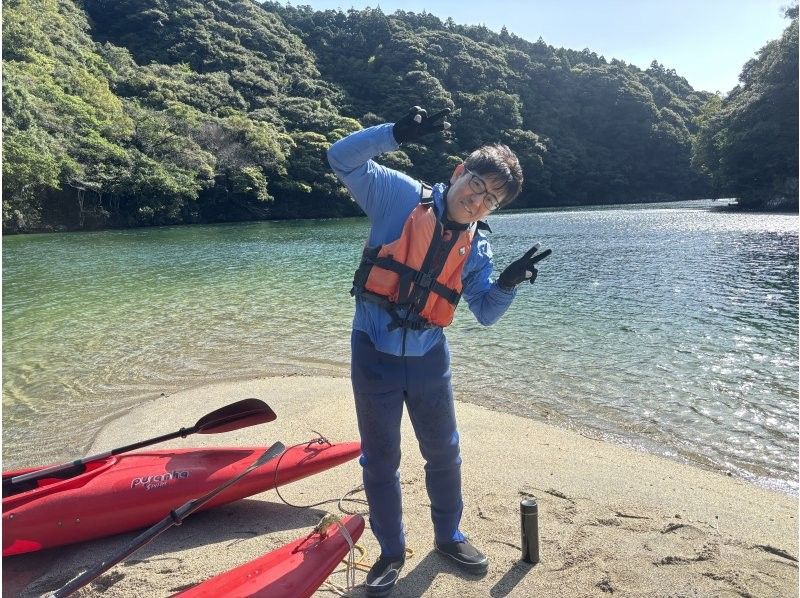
[50, 441, 286, 598]
[8, 398, 277, 489]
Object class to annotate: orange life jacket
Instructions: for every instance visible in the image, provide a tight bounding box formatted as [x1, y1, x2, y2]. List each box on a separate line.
[351, 184, 476, 330]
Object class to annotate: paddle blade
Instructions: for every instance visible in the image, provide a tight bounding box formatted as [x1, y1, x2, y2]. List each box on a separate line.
[253, 441, 286, 468]
[196, 399, 277, 434]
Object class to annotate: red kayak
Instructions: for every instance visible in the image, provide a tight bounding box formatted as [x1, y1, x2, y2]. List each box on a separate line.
[3, 440, 360, 556]
[175, 514, 365, 598]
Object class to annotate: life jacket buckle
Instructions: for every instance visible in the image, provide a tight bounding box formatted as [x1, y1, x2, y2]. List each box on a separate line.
[415, 271, 434, 289]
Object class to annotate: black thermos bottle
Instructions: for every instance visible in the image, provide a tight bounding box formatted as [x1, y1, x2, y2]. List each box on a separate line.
[520, 498, 539, 564]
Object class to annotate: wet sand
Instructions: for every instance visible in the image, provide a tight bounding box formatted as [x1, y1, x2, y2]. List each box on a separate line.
[5, 376, 798, 597]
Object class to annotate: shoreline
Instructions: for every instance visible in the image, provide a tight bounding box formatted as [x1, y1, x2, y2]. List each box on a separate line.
[453, 391, 799, 498]
[7, 364, 794, 498]
[6, 199, 795, 237]
[5, 375, 797, 597]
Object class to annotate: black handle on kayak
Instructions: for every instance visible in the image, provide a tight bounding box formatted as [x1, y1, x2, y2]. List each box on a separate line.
[6, 399, 277, 494]
[49, 441, 286, 598]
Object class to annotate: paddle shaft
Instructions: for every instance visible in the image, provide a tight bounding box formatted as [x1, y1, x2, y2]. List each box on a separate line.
[51, 515, 176, 598]
[11, 428, 193, 485]
[50, 442, 285, 598]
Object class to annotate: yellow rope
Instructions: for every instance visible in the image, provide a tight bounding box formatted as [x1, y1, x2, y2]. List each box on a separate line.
[313, 512, 358, 594]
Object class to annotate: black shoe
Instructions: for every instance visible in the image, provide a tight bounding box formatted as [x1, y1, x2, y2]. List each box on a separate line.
[435, 537, 489, 573]
[365, 553, 405, 597]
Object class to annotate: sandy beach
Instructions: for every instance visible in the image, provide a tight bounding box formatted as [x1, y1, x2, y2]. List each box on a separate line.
[4, 375, 798, 597]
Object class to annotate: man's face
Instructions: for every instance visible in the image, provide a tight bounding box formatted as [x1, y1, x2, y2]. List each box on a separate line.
[446, 164, 505, 225]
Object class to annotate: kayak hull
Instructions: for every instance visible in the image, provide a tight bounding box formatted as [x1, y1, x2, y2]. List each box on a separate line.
[175, 514, 365, 598]
[3, 441, 360, 556]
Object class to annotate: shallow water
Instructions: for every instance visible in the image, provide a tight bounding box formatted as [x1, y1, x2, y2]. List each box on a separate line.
[3, 200, 798, 493]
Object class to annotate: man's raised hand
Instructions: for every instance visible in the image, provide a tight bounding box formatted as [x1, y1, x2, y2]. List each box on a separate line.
[392, 106, 452, 144]
[497, 244, 552, 290]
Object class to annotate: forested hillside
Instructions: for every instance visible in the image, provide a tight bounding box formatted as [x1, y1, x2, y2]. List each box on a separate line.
[2, 0, 796, 232]
[693, 6, 798, 210]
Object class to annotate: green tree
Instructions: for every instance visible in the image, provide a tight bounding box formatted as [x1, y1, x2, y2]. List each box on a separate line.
[694, 6, 798, 209]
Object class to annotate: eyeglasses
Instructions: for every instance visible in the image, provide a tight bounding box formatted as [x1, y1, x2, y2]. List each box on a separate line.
[464, 168, 502, 211]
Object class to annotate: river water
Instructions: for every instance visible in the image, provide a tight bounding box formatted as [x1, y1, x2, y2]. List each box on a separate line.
[3, 200, 798, 493]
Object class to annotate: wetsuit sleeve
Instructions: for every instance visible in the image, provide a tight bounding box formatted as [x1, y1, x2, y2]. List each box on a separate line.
[461, 238, 516, 326]
[327, 123, 415, 223]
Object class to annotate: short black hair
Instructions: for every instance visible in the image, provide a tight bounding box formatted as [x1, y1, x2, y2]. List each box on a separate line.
[463, 144, 523, 206]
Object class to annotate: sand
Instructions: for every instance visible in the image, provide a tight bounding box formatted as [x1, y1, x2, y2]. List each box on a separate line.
[4, 375, 798, 597]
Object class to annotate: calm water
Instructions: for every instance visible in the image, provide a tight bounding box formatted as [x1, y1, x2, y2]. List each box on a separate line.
[3, 200, 798, 493]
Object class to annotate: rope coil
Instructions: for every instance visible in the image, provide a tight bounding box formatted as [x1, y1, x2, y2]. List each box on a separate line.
[272, 434, 369, 513]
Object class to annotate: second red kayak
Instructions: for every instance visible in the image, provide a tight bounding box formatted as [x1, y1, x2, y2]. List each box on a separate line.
[175, 514, 365, 598]
[3, 440, 360, 556]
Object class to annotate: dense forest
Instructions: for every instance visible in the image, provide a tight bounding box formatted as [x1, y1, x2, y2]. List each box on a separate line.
[2, 0, 797, 233]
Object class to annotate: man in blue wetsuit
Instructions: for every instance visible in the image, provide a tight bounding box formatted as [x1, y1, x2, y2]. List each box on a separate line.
[328, 106, 548, 596]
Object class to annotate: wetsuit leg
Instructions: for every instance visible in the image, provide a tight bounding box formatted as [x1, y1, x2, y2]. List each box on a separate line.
[404, 339, 465, 544]
[351, 330, 406, 558]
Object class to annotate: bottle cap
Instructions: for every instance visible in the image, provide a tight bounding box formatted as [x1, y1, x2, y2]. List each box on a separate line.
[520, 498, 538, 513]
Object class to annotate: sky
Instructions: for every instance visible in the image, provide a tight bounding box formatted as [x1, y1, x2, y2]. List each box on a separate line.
[283, 0, 792, 94]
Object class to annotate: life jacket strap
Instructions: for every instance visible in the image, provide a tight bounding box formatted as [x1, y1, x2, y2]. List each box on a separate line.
[420, 182, 434, 205]
[357, 290, 436, 331]
[367, 256, 461, 305]
[350, 246, 380, 297]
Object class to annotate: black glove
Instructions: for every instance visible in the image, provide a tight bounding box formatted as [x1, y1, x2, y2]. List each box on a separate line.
[392, 106, 451, 144]
[498, 244, 552, 290]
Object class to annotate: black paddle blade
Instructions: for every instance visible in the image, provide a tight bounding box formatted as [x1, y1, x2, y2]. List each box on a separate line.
[196, 398, 277, 434]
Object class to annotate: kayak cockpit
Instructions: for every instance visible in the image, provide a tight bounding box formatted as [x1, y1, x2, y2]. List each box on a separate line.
[2, 458, 115, 505]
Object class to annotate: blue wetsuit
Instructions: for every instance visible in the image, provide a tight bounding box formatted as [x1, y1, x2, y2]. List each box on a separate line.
[328, 123, 516, 558]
